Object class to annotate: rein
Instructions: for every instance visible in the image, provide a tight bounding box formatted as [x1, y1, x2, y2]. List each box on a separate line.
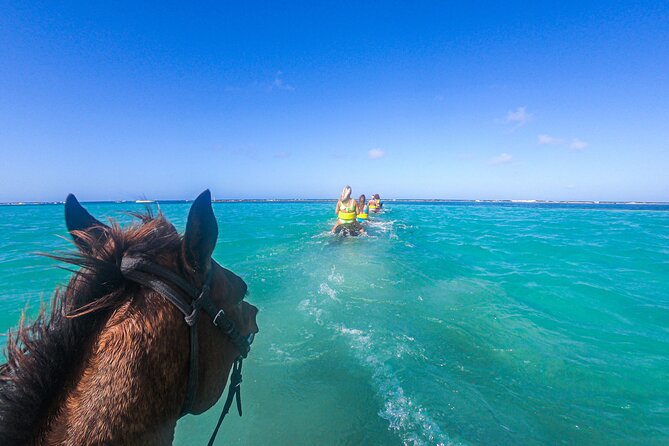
[120, 256, 252, 445]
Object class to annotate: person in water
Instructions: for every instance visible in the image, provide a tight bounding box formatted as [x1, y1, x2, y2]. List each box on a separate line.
[357, 194, 369, 222]
[369, 194, 382, 212]
[332, 185, 365, 234]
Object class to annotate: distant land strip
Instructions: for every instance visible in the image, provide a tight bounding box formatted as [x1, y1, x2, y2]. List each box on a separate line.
[2, 199, 669, 206]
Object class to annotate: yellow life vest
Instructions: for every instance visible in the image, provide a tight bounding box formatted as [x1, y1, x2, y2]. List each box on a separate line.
[338, 211, 356, 221]
[357, 213, 368, 220]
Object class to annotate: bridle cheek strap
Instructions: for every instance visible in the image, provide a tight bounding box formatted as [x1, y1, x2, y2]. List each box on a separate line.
[119, 255, 251, 437]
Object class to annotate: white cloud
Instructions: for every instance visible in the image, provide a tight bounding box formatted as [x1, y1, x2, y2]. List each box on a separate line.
[536, 134, 588, 151]
[368, 148, 385, 159]
[537, 134, 563, 145]
[505, 106, 533, 128]
[489, 153, 513, 165]
[270, 71, 294, 91]
[570, 138, 588, 151]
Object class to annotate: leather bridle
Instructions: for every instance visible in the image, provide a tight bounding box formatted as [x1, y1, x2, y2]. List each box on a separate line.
[120, 255, 253, 445]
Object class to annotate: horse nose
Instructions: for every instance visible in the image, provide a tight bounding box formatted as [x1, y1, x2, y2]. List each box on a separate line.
[247, 303, 259, 333]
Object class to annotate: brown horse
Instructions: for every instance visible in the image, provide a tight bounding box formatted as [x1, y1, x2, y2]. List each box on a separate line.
[0, 190, 259, 445]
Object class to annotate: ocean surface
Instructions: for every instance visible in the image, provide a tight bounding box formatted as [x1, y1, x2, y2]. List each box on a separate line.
[1, 201, 668, 445]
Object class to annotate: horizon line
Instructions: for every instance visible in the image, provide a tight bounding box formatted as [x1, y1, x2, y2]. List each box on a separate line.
[2, 198, 668, 206]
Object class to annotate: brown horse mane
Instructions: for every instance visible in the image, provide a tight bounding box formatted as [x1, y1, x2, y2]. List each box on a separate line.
[0, 211, 184, 445]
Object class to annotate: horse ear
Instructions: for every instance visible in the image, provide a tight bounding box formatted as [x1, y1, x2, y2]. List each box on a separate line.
[183, 190, 218, 274]
[64, 194, 109, 251]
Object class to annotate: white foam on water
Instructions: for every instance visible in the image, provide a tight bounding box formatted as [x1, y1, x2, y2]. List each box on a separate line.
[269, 343, 293, 361]
[318, 282, 340, 302]
[336, 325, 455, 446]
[311, 230, 333, 239]
[367, 219, 396, 233]
[267, 332, 325, 364]
[328, 265, 344, 284]
[298, 280, 342, 324]
[392, 334, 429, 361]
[297, 274, 457, 445]
[297, 298, 324, 325]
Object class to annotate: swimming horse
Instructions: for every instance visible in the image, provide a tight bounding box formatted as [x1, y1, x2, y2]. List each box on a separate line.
[0, 190, 259, 445]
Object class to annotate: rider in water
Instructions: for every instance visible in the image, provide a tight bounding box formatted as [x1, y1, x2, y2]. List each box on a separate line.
[369, 193, 382, 212]
[331, 185, 365, 234]
[357, 194, 369, 222]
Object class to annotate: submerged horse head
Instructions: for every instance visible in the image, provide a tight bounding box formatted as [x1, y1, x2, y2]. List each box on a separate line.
[0, 190, 259, 445]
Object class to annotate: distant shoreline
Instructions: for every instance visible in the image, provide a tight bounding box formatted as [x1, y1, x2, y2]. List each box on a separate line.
[2, 199, 668, 206]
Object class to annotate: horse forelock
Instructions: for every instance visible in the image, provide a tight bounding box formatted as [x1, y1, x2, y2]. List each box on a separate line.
[0, 211, 182, 444]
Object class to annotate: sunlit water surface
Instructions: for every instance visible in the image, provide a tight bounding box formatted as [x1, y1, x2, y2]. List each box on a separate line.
[1, 202, 668, 445]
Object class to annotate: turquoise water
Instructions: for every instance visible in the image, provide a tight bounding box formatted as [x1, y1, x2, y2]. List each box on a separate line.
[1, 202, 668, 445]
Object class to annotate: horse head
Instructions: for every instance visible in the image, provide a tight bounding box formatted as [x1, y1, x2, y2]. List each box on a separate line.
[0, 190, 258, 445]
[65, 190, 259, 414]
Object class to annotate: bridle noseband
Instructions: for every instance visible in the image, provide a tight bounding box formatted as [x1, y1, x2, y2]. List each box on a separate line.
[120, 256, 253, 445]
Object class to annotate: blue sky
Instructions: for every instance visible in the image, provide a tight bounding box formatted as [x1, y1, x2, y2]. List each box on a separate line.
[1, 1, 668, 201]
